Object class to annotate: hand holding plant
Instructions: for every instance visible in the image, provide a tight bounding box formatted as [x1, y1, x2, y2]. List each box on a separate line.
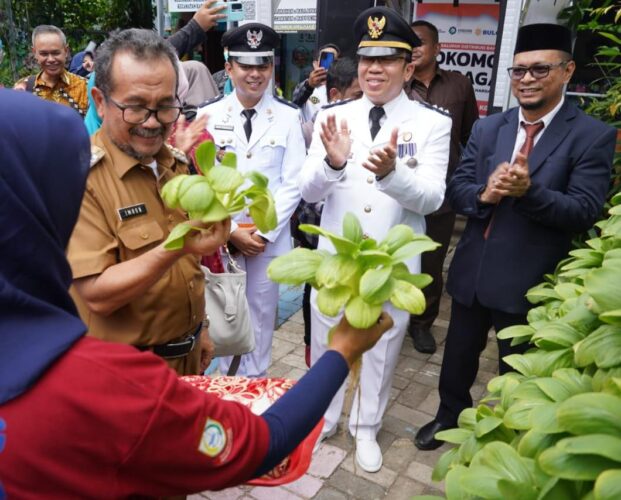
[160, 141, 277, 250]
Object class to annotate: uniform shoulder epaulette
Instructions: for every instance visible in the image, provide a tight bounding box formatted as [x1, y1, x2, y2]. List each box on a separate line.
[321, 98, 354, 110]
[416, 100, 451, 117]
[273, 94, 299, 109]
[90, 145, 105, 168]
[166, 144, 189, 164]
[198, 94, 224, 109]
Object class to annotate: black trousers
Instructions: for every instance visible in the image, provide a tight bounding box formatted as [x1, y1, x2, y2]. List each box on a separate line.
[409, 211, 457, 331]
[436, 297, 529, 426]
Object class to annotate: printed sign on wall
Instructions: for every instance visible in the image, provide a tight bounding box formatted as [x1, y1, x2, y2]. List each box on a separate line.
[415, 3, 500, 116]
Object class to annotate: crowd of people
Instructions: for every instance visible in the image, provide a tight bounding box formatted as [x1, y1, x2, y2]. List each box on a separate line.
[0, 0, 617, 497]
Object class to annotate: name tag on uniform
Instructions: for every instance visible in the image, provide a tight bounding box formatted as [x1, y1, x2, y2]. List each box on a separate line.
[215, 124, 234, 131]
[117, 203, 147, 221]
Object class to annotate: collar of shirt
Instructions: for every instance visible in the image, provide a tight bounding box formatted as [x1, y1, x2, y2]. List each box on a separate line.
[518, 96, 565, 130]
[361, 90, 406, 128]
[232, 89, 269, 121]
[34, 68, 71, 89]
[93, 129, 177, 179]
[511, 97, 565, 162]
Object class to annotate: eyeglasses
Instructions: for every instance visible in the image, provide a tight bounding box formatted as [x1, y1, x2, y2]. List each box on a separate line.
[506, 62, 568, 80]
[359, 55, 407, 67]
[107, 97, 182, 125]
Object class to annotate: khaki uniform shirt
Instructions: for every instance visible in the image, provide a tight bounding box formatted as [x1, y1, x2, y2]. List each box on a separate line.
[17, 69, 88, 116]
[67, 130, 205, 349]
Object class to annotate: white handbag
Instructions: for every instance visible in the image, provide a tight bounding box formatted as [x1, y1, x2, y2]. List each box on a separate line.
[201, 249, 255, 362]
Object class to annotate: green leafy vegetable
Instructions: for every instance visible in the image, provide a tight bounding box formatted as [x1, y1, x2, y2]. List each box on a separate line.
[267, 213, 437, 328]
[160, 141, 277, 249]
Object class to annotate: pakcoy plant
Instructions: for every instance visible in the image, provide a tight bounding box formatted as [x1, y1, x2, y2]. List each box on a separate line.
[419, 192, 621, 500]
[161, 141, 277, 250]
[267, 213, 439, 329]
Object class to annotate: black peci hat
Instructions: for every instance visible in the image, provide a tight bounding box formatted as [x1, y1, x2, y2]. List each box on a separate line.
[354, 6, 421, 57]
[221, 23, 280, 65]
[514, 23, 572, 55]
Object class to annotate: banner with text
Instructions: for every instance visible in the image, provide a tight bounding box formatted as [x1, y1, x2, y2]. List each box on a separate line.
[415, 3, 499, 116]
[274, 0, 316, 33]
[168, 0, 257, 21]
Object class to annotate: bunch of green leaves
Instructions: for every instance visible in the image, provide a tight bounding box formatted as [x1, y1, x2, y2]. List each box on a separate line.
[161, 141, 277, 250]
[420, 193, 621, 500]
[267, 212, 439, 328]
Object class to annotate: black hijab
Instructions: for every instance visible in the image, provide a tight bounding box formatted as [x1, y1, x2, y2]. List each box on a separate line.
[0, 90, 90, 404]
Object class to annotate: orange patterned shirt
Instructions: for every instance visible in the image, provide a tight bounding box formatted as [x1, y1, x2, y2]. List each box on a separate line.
[18, 69, 88, 116]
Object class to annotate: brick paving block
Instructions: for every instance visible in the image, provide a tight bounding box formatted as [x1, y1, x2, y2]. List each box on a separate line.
[417, 391, 440, 417]
[270, 338, 298, 361]
[478, 356, 499, 373]
[279, 321, 305, 336]
[414, 445, 452, 468]
[288, 309, 305, 324]
[388, 386, 400, 405]
[201, 486, 247, 499]
[415, 366, 441, 388]
[281, 353, 309, 371]
[391, 373, 410, 390]
[427, 351, 444, 366]
[249, 485, 303, 500]
[387, 403, 433, 428]
[471, 383, 489, 401]
[326, 469, 386, 500]
[382, 437, 418, 472]
[380, 414, 418, 441]
[340, 454, 398, 489]
[386, 476, 427, 499]
[283, 473, 324, 498]
[405, 461, 436, 487]
[308, 444, 348, 478]
[283, 366, 307, 381]
[313, 486, 349, 500]
[423, 485, 446, 496]
[397, 383, 434, 409]
[396, 354, 426, 374]
[266, 363, 294, 379]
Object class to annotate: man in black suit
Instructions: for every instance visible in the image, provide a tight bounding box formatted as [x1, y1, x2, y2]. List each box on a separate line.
[415, 23, 616, 450]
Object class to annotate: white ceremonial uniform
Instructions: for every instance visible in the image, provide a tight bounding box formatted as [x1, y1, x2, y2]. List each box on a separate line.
[197, 90, 306, 377]
[299, 90, 452, 438]
[302, 85, 328, 123]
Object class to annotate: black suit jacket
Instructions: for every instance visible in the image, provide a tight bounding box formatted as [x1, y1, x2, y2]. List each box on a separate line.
[446, 100, 616, 314]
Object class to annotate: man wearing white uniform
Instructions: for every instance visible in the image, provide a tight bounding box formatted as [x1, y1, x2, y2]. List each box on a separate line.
[197, 23, 305, 377]
[299, 6, 451, 472]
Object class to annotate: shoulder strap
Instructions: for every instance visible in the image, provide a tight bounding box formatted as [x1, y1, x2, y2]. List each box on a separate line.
[25, 76, 36, 93]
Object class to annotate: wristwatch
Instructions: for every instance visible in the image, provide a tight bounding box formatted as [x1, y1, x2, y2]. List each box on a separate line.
[324, 155, 347, 171]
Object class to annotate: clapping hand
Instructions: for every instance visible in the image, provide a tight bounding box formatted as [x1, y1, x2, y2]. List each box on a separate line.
[362, 127, 399, 179]
[320, 114, 351, 168]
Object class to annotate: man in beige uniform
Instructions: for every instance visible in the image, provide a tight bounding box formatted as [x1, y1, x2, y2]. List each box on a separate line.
[68, 28, 228, 375]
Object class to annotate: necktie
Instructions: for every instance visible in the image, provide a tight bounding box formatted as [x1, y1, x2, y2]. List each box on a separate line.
[242, 109, 256, 141]
[483, 121, 544, 240]
[519, 121, 545, 157]
[369, 106, 385, 140]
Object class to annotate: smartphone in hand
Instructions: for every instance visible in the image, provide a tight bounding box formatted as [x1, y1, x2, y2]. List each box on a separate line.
[319, 51, 335, 70]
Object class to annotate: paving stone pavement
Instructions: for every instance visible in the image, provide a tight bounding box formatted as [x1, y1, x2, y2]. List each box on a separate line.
[194, 217, 500, 499]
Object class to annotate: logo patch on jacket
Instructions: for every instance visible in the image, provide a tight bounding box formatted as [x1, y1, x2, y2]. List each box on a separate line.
[199, 418, 227, 458]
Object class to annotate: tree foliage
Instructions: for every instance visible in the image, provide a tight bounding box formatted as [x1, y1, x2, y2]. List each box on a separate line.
[0, 0, 154, 86]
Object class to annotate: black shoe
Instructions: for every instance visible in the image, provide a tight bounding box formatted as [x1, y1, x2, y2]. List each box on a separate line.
[414, 419, 454, 450]
[409, 327, 437, 354]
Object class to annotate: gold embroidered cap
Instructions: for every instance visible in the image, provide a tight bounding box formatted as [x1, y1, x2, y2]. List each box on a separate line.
[354, 7, 421, 57]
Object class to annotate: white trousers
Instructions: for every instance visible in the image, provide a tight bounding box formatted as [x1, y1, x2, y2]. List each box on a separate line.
[310, 288, 409, 439]
[219, 253, 279, 377]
